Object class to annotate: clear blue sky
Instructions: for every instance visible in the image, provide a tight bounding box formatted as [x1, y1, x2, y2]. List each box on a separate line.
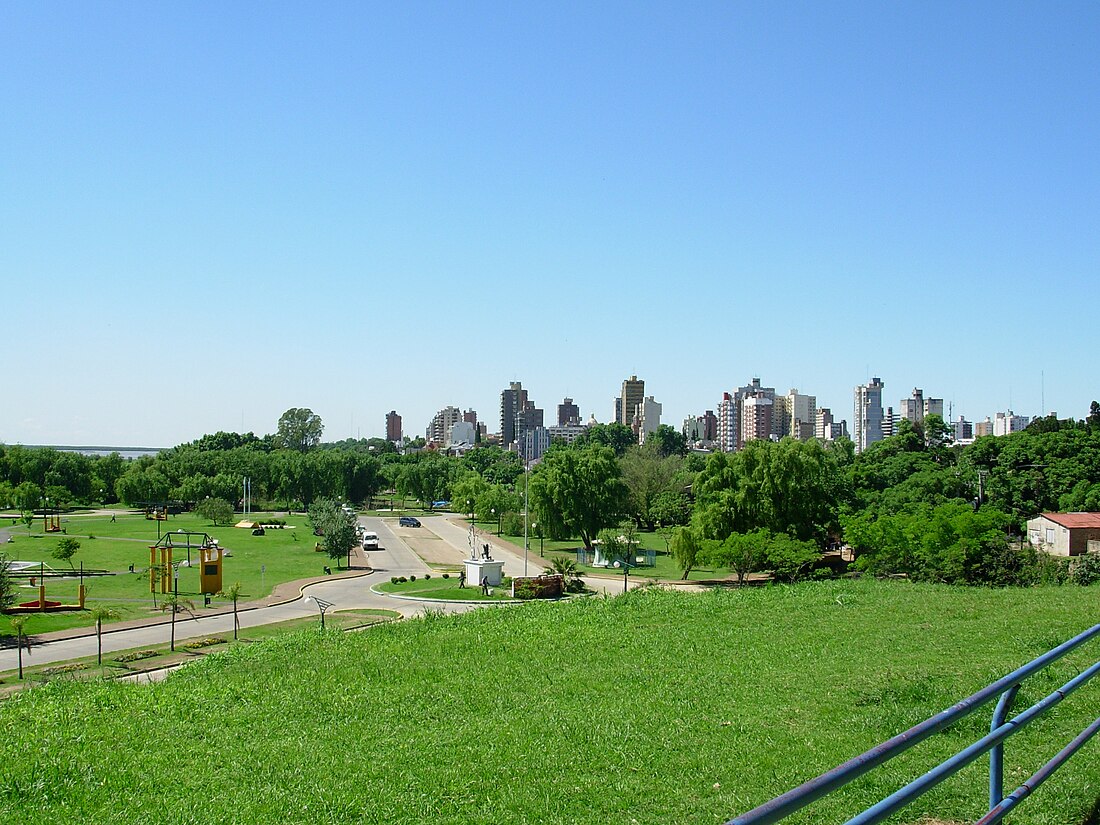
[3, 2, 1098, 447]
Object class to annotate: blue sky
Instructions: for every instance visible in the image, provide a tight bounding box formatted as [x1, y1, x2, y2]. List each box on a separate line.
[2, 2, 1098, 447]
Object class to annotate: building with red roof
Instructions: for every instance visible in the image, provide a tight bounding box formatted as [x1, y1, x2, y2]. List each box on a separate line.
[1027, 512, 1100, 556]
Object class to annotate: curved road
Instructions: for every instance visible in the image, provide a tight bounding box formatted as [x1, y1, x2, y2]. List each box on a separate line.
[0, 514, 605, 673]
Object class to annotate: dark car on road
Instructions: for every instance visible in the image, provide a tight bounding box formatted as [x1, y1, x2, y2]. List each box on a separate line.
[399, 516, 421, 527]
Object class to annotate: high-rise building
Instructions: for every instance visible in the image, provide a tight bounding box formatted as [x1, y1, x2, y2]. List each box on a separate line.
[718, 393, 736, 452]
[993, 410, 1030, 436]
[883, 406, 897, 439]
[785, 389, 817, 441]
[900, 388, 925, 425]
[386, 411, 402, 443]
[500, 381, 543, 450]
[427, 405, 462, 445]
[953, 416, 974, 445]
[500, 382, 527, 448]
[975, 417, 995, 437]
[702, 410, 718, 441]
[635, 396, 662, 444]
[854, 377, 885, 453]
[558, 397, 580, 426]
[619, 375, 645, 428]
[924, 397, 944, 420]
[683, 416, 704, 443]
[741, 392, 774, 444]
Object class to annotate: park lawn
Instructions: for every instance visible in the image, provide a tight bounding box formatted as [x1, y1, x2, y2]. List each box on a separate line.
[492, 525, 725, 581]
[378, 575, 521, 601]
[2, 579, 1099, 824]
[1, 511, 352, 636]
[0, 609, 399, 693]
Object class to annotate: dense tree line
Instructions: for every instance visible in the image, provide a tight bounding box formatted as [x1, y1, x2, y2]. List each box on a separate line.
[3, 403, 1099, 588]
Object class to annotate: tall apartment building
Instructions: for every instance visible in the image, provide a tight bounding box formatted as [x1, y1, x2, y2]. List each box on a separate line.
[815, 408, 849, 442]
[427, 405, 462, 445]
[883, 406, 897, 439]
[717, 393, 737, 452]
[635, 396, 662, 444]
[785, 389, 817, 441]
[385, 411, 402, 443]
[463, 409, 478, 427]
[522, 427, 551, 462]
[953, 416, 975, 445]
[899, 388, 945, 425]
[547, 423, 588, 446]
[683, 416, 705, 443]
[975, 417, 995, 437]
[854, 377, 885, 453]
[617, 375, 645, 429]
[500, 381, 543, 450]
[993, 410, 1030, 436]
[702, 410, 718, 441]
[558, 397, 580, 426]
[741, 392, 774, 444]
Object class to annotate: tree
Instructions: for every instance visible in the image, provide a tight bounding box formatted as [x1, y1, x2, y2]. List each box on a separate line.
[161, 595, 196, 652]
[88, 605, 120, 665]
[52, 537, 81, 568]
[0, 553, 15, 611]
[647, 424, 688, 458]
[309, 498, 359, 568]
[548, 555, 585, 593]
[701, 530, 770, 587]
[197, 497, 235, 526]
[10, 614, 28, 679]
[575, 423, 636, 456]
[218, 581, 244, 640]
[620, 443, 689, 529]
[528, 444, 627, 551]
[765, 533, 821, 583]
[276, 408, 324, 452]
[670, 525, 702, 580]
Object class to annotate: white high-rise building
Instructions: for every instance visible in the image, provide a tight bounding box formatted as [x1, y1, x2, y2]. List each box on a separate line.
[635, 396, 662, 444]
[785, 389, 817, 441]
[717, 393, 736, 452]
[854, 377, 885, 453]
[993, 410, 1030, 436]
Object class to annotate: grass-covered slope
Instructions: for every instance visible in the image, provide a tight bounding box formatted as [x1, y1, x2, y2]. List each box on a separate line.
[2, 580, 1099, 825]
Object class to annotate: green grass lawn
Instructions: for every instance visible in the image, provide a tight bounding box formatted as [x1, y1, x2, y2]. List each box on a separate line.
[492, 525, 725, 581]
[379, 574, 521, 601]
[1, 511, 352, 635]
[2, 579, 1098, 824]
[0, 609, 398, 691]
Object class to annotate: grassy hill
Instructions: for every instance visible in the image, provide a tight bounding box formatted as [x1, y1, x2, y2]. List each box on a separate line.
[2, 579, 1099, 824]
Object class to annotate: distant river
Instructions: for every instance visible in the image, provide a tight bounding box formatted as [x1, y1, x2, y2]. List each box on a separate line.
[50, 447, 165, 460]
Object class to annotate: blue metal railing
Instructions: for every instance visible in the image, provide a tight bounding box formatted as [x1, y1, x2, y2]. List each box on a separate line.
[727, 622, 1100, 825]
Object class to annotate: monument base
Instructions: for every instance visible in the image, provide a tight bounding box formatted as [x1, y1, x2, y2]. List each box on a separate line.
[464, 558, 504, 588]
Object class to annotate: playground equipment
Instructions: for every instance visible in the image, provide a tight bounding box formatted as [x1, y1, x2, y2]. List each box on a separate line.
[7, 561, 97, 613]
[149, 531, 224, 595]
[42, 506, 61, 533]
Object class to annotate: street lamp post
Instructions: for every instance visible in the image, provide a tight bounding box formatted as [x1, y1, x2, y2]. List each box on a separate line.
[613, 559, 636, 594]
[309, 595, 334, 629]
[170, 561, 182, 651]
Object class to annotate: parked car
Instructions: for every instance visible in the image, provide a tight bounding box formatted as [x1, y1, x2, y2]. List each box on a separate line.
[362, 531, 379, 549]
[399, 516, 421, 527]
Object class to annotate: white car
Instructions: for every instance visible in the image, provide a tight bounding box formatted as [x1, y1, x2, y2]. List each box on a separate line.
[362, 531, 379, 550]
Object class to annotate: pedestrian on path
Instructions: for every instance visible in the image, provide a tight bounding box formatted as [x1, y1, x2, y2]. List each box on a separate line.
[458, 570, 466, 588]
[481, 576, 489, 596]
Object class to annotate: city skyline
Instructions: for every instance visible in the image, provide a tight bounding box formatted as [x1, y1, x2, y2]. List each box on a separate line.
[3, 4, 1098, 447]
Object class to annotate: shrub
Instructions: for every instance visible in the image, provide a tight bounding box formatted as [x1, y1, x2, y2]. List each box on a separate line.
[397, 576, 407, 583]
[409, 575, 417, 582]
[115, 650, 159, 663]
[501, 511, 525, 536]
[390, 576, 399, 585]
[442, 573, 450, 579]
[424, 573, 431, 580]
[1072, 554, 1100, 586]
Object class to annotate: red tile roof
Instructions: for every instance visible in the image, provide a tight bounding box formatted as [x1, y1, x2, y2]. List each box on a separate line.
[1041, 512, 1100, 529]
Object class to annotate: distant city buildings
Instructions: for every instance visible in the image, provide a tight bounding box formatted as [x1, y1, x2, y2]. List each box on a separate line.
[617, 375, 645, 428]
[386, 410, 402, 443]
[953, 416, 975, 445]
[993, 410, 1030, 436]
[785, 389, 817, 441]
[427, 405, 462, 445]
[500, 382, 543, 451]
[854, 377, 885, 453]
[558, 397, 580, 426]
[635, 396, 662, 444]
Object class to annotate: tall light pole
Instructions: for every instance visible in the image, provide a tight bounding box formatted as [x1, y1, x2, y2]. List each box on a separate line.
[523, 455, 529, 576]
